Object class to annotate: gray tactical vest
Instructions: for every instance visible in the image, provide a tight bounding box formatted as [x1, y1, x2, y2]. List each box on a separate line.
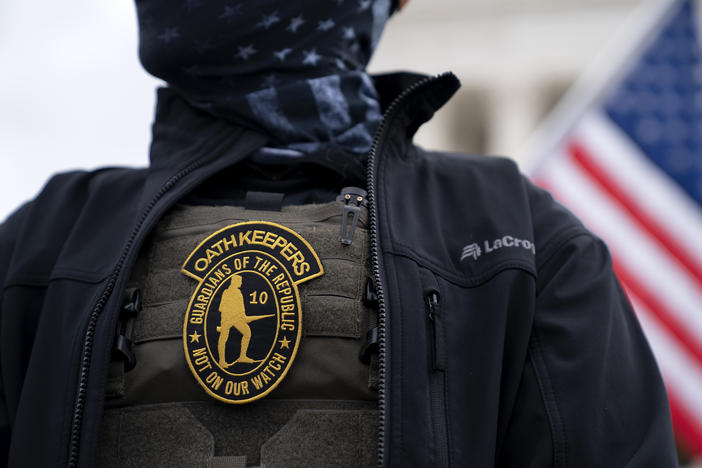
[97, 201, 378, 468]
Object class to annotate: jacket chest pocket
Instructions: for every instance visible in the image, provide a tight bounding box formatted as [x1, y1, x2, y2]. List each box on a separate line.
[419, 267, 451, 467]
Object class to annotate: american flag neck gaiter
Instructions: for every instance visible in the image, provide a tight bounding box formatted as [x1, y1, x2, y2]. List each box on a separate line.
[135, 0, 393, 155]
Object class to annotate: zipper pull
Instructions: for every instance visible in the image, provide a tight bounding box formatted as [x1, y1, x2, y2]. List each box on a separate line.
[113, 287, 141, 371]
[337, 186, 367, 245]
[359, 327, 379, 364]
[426, 291, 447, 371]
[359, 278, 379, 364]
[363, 278, 378, 307]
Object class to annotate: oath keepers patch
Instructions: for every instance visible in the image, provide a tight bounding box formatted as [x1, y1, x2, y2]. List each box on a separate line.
[181, 222, 324, 404]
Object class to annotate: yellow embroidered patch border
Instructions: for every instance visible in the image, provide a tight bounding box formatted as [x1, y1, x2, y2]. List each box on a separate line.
[181, 221, 324, 404]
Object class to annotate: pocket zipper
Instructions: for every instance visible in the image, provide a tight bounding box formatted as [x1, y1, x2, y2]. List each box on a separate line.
[426, 291, 447, 371]
[422, 272, 450, 467]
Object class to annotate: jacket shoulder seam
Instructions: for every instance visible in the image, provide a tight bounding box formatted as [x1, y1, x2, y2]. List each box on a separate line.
[528, 329, 568, 468]
[536, 227, 593, 272]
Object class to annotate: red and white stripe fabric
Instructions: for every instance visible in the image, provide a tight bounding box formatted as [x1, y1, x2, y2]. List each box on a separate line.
[535, 112, 702, 453]
[534, 112, 702, 454]
[528, 0, 702, 455]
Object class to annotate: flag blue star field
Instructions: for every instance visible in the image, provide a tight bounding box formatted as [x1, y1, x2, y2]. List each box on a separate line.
[531, 0, 702, 455]
[605, 2, 702, 205]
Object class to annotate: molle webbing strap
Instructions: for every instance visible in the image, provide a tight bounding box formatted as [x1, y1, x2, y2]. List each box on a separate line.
[245, 191, 284, 211]
[210, 456, 248, 468]
[97, 403, 214, 467]
[96, 401, 377, 468]
[260, 409, 378, 467]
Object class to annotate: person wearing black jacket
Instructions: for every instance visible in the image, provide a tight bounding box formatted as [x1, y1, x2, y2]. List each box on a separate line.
[0, 0, 677, 466]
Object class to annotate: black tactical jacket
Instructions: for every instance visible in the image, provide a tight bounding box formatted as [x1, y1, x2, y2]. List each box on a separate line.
[0, 73, 677, 467]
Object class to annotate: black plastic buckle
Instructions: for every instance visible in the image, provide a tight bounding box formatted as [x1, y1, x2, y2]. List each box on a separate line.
[359, 327, 379, 364]
[363, 278, 378, 307]
[113, 288, 141, 371]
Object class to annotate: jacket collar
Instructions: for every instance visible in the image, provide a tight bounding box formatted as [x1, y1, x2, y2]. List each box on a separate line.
[373, 72, 460, 139]
[147, 72, 461, 169]
[148, 87, 268, 171]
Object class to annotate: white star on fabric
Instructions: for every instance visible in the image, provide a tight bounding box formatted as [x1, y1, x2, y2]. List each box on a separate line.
[317, 19, 335, 32]
[236, 44, 257, 60]
[257, 11, 281, 30]
[158, 28, 180, 43]
[343, 27, 355, 39]
[219, 5, 242, 23]
[358, 0, 371, 11]
[274, 48, 293, 61]
[302, 49, 321, 66]
[287, 15, 305, 33]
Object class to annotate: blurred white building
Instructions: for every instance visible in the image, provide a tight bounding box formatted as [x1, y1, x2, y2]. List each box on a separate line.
[371, 0, 642, 158]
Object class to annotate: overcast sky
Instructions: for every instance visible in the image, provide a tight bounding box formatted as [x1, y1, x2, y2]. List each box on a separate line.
[0, 1, 160, 221]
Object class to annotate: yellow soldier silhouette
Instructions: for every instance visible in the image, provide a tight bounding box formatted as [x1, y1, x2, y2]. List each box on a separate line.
[217, 274, 273, 368]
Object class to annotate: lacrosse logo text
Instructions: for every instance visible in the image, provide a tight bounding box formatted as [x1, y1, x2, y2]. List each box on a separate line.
[461, 235, 536, 262]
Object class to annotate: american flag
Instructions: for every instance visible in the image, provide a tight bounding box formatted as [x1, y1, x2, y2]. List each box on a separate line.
[528, 0, 702, 456]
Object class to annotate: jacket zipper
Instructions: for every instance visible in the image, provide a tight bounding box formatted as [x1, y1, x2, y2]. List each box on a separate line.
[111, 287, 142, 372]
[66, 136, 245, 467]
[366, 73, 448, 467]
